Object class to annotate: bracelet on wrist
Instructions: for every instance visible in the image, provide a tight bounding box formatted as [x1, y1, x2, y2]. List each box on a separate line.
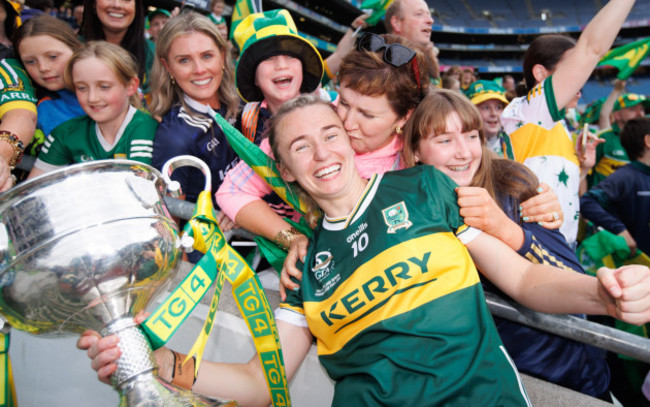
[273, 226, 302, 251]
[0, 131, 25, 169]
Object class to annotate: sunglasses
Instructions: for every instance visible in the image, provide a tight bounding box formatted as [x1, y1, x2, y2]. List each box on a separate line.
[356, 33, 421, 92]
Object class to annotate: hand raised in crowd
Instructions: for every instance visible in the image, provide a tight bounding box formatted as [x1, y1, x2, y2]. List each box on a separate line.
[597, 265, 650, 325]
[279, 234, 309, 301]
[576, 128, 604, 174]
[519, 183, 563, 229]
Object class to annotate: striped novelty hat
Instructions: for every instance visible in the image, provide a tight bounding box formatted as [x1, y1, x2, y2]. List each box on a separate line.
[233, 9, 324, 102]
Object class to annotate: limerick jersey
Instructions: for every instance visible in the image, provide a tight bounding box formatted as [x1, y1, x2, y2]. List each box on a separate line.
[501, 76, 580, 245]
[0, 58, 37, 117]
[278, 166, 530, 406]
[589, 124, 629, 188]
[34, 106, 156, 172]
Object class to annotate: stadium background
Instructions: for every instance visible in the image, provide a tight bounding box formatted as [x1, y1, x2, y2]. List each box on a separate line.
[141, 0, 650, 110]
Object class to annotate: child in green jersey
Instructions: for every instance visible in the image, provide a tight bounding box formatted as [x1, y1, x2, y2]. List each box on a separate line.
[28, 41, 157, 178]
[80, 94, 650, 406]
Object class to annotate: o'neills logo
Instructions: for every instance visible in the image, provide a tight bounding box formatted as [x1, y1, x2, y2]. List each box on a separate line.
[312, 251, 333, 282]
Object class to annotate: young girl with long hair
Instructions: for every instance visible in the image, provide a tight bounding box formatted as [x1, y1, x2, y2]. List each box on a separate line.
[402, 89, 611, 399]
[14, 15, 85, 148]
[28, 41, 158, 178]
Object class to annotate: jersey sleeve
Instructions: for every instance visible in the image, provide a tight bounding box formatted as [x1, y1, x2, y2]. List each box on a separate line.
[126, 111, 158, 164]
[0, 58, 38, 117]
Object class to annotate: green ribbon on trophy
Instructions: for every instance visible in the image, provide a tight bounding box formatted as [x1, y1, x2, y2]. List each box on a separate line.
[141, 190, 291, 407]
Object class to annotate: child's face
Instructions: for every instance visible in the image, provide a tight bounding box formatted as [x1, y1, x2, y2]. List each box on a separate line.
[163, 32, 224, 107]
[72, 57, 137, 129]
[415, 111, 483, 187]
[148, 14, 169, 42]
[19, 35, 74, 91]
[254, 55, 302, 110]
[476, 99, 504, 139]
[212, 0, 225, 15]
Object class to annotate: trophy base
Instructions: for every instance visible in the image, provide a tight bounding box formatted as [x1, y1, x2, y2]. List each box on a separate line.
[119, 372, 237, 406]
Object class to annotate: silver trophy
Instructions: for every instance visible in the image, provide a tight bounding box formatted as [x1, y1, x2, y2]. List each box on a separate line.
[0, 160, 235, 406]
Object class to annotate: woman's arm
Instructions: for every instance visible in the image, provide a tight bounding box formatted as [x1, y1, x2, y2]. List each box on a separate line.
[551, 0, 635, 110]
[599, 79, 626, 130]
[466, 231, 650, 322]
[78, 320, 313, 406]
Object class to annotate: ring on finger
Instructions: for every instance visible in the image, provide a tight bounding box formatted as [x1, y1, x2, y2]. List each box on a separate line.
[552, 212, 560, 221]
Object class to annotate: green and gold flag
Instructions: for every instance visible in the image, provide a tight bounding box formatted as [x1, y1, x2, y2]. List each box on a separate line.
[361, 0, 394, 26]
[598, 37, 650, 80]
[230, 0, 262, 40]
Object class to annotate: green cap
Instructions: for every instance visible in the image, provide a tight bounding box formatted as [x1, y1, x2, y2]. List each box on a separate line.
[613, 93, 650, 112]
[465, 80, 509, 106]
[233, 9, 324, 103]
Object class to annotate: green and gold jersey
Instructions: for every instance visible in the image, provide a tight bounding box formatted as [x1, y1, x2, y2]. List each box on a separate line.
[34, 106, 157, 172]
[278, 166, 531, 406]
[501, 76, 580, 246]
[0, 58, 37, 117]
[589, 124, 629, 188]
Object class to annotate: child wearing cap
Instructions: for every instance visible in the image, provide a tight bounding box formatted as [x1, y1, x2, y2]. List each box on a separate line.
[216, 9, 325, 255]
[146, 9, 171, 43]
[590, 93, 648, 187]
[465, 80, 509, 157]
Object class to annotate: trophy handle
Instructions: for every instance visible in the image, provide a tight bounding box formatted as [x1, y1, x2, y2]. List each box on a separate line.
[161, 155, 213, 197]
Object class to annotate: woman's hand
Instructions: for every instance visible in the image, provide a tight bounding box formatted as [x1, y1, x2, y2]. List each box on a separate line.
[76, 313, 155, 385]
[576, 128, 604, 175]
[216, 211, 236, 232]
[520, 183, 563, 229]
[279, 234, 309, 301]
[598, 265, 650, 325]
[456, 187, 511, 237]
[0, 160, 12, 192]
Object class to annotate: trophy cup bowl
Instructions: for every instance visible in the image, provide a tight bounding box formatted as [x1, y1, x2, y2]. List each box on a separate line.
[0, 160, 234, 406]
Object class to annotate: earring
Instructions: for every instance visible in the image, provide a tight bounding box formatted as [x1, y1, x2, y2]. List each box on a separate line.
[169, 74, 175, 85]
[395, 126, 402, 135]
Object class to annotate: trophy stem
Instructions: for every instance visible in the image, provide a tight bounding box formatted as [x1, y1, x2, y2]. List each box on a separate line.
[105, 317, 157, 391]
[104, 317, 237, 406]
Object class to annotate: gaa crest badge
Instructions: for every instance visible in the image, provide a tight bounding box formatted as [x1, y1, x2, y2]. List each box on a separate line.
[382, 201, 412, 233]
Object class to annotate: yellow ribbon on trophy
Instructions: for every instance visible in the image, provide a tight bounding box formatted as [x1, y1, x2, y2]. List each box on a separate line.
[142, 191, 291, 407]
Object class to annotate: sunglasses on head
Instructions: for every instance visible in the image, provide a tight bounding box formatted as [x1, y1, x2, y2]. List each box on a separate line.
[356, 33, 421, 92]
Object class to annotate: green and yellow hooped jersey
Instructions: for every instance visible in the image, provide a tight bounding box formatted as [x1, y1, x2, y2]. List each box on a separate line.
[0, 58, 37, 117]
[279, 166, 531, 406]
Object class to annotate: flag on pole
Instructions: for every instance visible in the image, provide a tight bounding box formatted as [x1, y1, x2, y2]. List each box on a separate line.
[230, 0, 262, 40]
[361, 0, 394, 26]
[597, 37, 650, 80]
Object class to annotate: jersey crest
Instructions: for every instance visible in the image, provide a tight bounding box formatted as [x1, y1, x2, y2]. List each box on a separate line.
[382, 201, 413, 233]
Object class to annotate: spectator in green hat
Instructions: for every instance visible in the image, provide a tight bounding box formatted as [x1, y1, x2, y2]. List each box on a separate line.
[590, 92, 648, 187]
[465, 80, 509, 157]
[146, 9, 171, 43]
